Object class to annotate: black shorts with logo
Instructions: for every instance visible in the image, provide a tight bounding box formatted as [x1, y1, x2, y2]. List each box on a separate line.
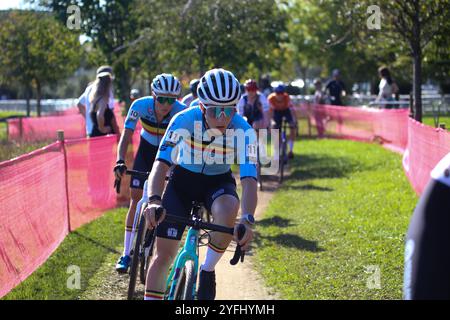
[130, 138, 158, 190]
[156, 165, 239, 241]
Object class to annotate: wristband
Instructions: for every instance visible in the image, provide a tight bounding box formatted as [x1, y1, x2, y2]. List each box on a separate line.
[148, 195, 162, 203]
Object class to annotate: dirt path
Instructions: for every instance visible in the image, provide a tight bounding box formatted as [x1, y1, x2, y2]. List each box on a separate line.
[80, 176, 282, 300]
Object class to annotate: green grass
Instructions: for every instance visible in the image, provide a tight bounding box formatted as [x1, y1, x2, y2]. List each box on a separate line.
[254, 138, 418, 299]
[2, 208, 127, 300]
[0, 140, 53, 162]
[422, 115, 450, 129]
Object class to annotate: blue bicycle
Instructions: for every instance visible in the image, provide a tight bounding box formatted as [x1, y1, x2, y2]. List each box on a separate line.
[124, 170, 245, 300]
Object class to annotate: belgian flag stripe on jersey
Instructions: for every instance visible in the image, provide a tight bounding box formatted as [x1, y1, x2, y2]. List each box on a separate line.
[140, 118, 168, 136]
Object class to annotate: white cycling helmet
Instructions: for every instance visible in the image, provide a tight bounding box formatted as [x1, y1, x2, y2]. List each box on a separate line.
[197, 68, 241, 106]
[151, 73, 181, 97]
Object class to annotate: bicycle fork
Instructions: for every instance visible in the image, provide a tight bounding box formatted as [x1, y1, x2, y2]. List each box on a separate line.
[165, 228, 200, 300]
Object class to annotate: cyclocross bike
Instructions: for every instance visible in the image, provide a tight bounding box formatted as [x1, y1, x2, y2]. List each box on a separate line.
[121, 170, 245, 300]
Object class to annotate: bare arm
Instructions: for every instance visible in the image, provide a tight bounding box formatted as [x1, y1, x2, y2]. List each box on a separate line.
[143, 160, 170, 228]
[116, 128, 133, 162]
[240, 177, 257, 217]
[77, 103, 86, 119]
[147, 160, 170, 200]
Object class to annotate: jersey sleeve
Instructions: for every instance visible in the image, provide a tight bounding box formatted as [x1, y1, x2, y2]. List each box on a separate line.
[236, 122, 258, 180]
[124, 100, 141, 131]
[156, 112, 189, 167]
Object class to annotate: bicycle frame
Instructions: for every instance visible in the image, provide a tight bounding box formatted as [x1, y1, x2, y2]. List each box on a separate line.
[165, 226, 200, 300]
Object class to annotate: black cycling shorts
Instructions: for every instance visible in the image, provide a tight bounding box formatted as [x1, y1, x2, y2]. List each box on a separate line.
[404, 178, 450, 299]
[130, 138, 158, 190]
[156, 166, 239, 241]
[272, 109, 295, 129]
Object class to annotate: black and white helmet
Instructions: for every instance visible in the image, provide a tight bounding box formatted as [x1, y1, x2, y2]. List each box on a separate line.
[151, 73, 181, 96]
[197, 68, 241, 106]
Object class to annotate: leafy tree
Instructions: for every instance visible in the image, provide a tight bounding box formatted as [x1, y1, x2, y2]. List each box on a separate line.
[0, 10, 81, 116]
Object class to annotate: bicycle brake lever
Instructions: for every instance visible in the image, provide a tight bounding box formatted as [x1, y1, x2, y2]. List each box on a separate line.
[114, 178, 121, 194]
[155, 207, 165, 222]
[230, 224, 246, 265]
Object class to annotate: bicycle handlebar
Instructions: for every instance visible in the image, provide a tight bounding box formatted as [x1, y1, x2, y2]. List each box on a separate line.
[155, 211, 246, 265]
[126, 169, 150, 177]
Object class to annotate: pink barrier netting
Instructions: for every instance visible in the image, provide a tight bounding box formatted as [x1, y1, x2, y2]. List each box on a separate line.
[0, 142, 69, 298]
[295, 103, 409, 152]
[296, 103, 450, 194]
[65, 135, 119, 230]
[402, 118, 450, 195]
[7, 114, 86, 142]
[7, 102, 126, 142]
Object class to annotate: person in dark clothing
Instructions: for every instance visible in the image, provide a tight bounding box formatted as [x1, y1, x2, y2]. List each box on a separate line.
[88, 72, 116, 137]
[325, 69, 346, 106]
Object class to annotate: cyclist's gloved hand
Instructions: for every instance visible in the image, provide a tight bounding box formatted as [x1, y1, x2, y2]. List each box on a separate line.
[234, 223, 253, 252]
[113, 160, 127, 180]
[143, 203, 166, 229]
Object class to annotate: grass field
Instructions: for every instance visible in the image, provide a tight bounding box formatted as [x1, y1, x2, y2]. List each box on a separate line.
[0, 111, 51, 162]
[422, 115, 450, 129]
[253, 138, 418, 299]
[3, 208, 127, 300]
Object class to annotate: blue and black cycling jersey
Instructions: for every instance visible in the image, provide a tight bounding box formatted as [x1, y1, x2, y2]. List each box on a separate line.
[156, 107, 257, 180]
[124, 96, 186, 146]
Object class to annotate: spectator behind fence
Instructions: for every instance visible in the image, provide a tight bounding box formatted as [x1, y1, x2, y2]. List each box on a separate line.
[313, 78, 325, 104]
[376, 66, 399, 109]
[78, 65, 117, 136]
[88, 72, 118, 137]
[313, 78, 326, 137]
[325, 69, 346, 106]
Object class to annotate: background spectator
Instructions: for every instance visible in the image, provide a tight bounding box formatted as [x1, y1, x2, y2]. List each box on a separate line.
[325, 69, 346, 106]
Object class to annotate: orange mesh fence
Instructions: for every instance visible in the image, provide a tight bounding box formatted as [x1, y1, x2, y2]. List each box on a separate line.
[0, 142, 69, 298]
[402, 118, 450, 195]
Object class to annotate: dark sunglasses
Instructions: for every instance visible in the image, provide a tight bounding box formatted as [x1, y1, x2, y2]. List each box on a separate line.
[205, 106, 236, 119]
[156, 96, 177, 105]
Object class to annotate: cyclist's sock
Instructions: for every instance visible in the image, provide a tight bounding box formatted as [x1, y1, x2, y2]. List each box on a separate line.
[201, 243, 226, 272]
[288, 140, 294, 152]
[144, 290, 164, 300]
[123, 226, 134, 256]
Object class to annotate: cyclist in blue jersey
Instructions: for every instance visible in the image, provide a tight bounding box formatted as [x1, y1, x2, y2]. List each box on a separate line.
[141, 68, 257, 300]
[113, 73, 186, 273]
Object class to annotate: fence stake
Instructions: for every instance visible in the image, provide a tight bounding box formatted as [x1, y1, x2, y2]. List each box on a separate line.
[19, 117, 23, 141]
[58, 130, 71, 232]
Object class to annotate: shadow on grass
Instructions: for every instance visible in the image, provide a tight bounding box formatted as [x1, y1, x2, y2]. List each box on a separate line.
[258, 216, 296, 228]
[288, 153, 364, 181]
[72, 231, 121, 255]
[288, 184, 333, 192]
[255, 231, 324, 253]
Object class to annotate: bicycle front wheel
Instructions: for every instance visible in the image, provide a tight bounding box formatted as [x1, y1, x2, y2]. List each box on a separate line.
[173, 260, 196, 300]
[128, 214, 146, 300]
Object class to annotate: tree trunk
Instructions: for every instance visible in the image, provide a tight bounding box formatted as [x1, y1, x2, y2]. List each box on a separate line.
[26, 84, 31, 117]
[413, 52, 422, 123]
[412, 0, 422, 123]
[36, 80, 41, 117]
